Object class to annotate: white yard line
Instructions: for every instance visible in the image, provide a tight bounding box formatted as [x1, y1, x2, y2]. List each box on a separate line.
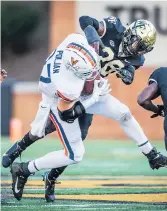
[2, 203, 140, 208]
[69, 208, 128, 210]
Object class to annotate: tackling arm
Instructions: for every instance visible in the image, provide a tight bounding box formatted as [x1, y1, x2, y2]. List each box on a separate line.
[79, 16, 114, 61]
[79, 16, 103, 54]
[79, 16, 104, 37]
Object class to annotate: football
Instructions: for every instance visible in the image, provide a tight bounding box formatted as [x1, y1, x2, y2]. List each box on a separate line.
[81, 73, 101, 96]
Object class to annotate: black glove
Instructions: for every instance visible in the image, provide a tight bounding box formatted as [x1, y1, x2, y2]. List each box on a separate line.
[150, 105, 165, 118]
[116, 66, 135, 85]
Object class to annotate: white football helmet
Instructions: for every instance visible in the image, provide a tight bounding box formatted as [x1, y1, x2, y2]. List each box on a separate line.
[63, 41, 100, 80]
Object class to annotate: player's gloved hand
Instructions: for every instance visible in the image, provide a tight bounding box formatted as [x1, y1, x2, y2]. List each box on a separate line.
[99, 78, 111, 96]
[81, 79, 111, 109]
[116, 66, 135, 85]
[150, 105, 165, 118]
[0, 69, 7, 83]
[92, 79, 111, 102]
[99, 47, 114, 62]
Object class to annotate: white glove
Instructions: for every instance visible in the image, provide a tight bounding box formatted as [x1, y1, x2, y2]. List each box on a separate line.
[88, 78, 111, 102]
[92, 79, 111, 102]
[99, 79, 111, 96]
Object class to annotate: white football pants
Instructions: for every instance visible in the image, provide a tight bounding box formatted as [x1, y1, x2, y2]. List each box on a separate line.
[29, 93, 151, 172]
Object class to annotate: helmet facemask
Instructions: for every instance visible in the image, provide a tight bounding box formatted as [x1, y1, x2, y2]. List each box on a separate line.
[119, 20, 156, 57]
[73, 66, 95, 80]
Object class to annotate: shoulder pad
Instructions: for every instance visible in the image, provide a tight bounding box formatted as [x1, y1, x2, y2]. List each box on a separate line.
[104, 16, 125, 33]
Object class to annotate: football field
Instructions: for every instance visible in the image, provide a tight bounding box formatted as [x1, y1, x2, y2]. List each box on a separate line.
[1, 137, 167, 211]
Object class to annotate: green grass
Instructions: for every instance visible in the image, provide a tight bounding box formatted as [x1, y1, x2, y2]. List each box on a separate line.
[1, 137, 167, 211]
[2, 200, 167, 211]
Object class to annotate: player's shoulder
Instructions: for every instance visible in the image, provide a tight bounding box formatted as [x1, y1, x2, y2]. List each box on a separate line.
[148, 67, 162, 85]
[149, 67, 167, 79]
[57, 33, 87, 50]
[150, 67, 166, 76]
[154, 67, 167, 73]
[103, 16, 125, 34]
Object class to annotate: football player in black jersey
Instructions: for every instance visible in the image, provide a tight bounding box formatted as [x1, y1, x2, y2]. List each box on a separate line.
[80, 16, 154, 81]
[2, 17, 167, 202]
[138, 67, 167, 153]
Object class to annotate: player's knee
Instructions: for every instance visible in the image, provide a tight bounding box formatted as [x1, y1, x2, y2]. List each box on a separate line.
[118, 106, 132, 122]
[74, 154, 84, 163]
[73, 143, 85, 163]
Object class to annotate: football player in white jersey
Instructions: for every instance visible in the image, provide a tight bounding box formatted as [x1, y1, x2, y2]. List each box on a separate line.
[8, 33, 167, 201]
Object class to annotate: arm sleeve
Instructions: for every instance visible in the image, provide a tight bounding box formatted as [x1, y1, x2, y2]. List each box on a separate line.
[148, 71, 159, 85]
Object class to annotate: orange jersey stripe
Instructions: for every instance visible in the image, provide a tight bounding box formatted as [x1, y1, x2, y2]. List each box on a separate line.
[57, 90, 75, 102]
[49, 114, 68, 157]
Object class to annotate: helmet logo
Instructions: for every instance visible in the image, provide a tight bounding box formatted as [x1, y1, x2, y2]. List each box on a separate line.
[71, 57, 79, 66]
[134, 20, 146, 30]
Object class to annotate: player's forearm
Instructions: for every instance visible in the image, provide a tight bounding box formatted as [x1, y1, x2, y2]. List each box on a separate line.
[138, 83, 160, 113]
[79, 16, 105, 54]
[81, 97, 97, 110]
[137, 90, 159, 113]
[79, 16, 104, 36]
[138, 99, 159, 113]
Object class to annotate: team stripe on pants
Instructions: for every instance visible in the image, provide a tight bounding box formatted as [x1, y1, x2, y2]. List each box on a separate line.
[49, 110, 74, 160]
